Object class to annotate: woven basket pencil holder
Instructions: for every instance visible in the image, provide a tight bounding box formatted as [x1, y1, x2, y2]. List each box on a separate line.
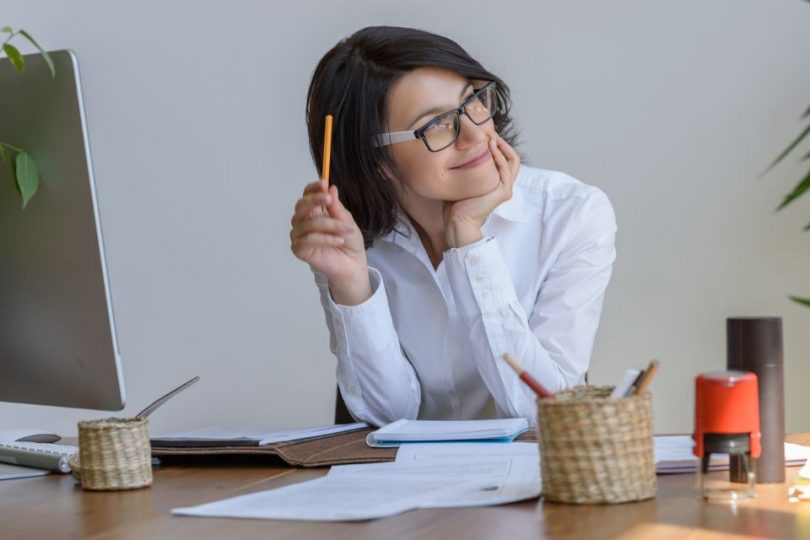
[73, 417, 153, 491]
[537, 385, 656, 504]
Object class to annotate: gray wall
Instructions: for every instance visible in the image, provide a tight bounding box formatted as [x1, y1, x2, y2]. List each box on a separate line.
[2, 0, 809, 436]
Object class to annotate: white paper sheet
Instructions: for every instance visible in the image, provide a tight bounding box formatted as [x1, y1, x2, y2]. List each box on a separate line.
[654, 435, 810, 474]
[0, 463, 49, 480]
[339, 442, 541, 507]
[152, 422, 366, 446]
[172, 442, 541, 521]
[395, 441, 538, 461]
[172, 474, 482, 521]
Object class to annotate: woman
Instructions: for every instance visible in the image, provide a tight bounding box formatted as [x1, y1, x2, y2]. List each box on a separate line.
[290, 26, 617, 427]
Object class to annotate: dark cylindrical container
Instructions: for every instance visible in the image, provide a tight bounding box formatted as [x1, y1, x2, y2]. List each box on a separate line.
[726, 317, 785, 483]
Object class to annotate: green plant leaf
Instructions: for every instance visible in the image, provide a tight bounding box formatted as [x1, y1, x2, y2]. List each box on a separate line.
[790, 295, 810, 308]
[18, 29, 54, 78]
[1, 26, 13, 34]
[776, 168, 810, 211]
[15, 151, 39, 209]
[2, 43, 25, 72]
[762, 122, 810, 176]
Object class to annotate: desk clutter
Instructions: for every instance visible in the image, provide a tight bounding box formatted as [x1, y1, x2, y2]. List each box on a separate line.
[66, 376, 201, 491]
[159, 424, 810, 522]
[2, 321, 807, 523]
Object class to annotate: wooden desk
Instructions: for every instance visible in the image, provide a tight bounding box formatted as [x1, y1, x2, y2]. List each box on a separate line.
[2, 435, 810, 540]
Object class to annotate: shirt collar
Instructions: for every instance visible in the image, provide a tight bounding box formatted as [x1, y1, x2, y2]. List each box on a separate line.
[489, 165, 534, 223]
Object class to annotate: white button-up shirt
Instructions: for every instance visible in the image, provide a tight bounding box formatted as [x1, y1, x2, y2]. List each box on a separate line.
[315, 165, 617, 427]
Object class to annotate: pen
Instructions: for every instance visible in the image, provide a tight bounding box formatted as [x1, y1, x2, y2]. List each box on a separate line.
[501, 354, 554, 399]
[610, 368, 641, 399]
[633, 360, 660, 395]
[622, 368, 646, 398]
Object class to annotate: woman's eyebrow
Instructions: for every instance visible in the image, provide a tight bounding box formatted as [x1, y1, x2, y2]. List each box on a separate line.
[407, 82, 474, 130]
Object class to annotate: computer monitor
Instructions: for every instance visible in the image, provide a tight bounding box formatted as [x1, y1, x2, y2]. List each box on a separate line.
[0, 49, 125, 410]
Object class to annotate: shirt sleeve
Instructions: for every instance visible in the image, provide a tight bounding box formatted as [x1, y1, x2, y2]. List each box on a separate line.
[314, 267, 421, 427]
[443, 189, 617, 420]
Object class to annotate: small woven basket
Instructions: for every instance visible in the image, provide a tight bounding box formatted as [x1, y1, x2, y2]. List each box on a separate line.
[537, 385, 656, 504]
[73, 417, 153, 491]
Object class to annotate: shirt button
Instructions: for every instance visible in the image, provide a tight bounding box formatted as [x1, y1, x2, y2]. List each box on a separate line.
[481, 291, 490, 299]
[348, 386, 359, 396]
[468, 255, 481, 266]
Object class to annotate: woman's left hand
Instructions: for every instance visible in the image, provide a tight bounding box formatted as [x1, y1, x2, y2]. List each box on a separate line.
[444, 133, 521, 248]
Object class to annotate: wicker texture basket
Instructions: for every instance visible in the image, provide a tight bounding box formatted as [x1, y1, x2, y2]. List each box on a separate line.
[73, 417, 153, 491]
[537, 385, 656, 504]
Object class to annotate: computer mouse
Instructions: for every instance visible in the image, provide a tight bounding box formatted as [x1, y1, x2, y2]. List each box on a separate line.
[0, 429, 62, 444]
[17, 433, 61, 444]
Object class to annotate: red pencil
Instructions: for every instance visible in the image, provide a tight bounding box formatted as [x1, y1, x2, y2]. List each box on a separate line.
[502, 354, 554, 399]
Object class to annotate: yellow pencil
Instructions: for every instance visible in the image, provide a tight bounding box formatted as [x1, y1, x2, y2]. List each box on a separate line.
[321, 114, 333, 190]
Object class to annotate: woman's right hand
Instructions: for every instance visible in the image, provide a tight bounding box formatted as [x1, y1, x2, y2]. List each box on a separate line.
[290, 180, 372, 305]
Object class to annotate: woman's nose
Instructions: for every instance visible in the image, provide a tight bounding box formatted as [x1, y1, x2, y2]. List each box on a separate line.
[455, 113, 489, 149]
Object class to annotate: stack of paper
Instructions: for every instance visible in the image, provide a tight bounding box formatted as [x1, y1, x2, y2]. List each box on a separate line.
[151, 423, 366, 447]
[366, 418, 528, 447]
[654, 435, 810, 474]
[172, 442, 540, 521]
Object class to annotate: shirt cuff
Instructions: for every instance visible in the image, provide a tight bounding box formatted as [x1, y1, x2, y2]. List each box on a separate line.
[315, 267, 397, 355]
[444, 237, 519, 318]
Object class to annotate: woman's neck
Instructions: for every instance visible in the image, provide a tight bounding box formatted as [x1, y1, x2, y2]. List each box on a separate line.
[405, 203, 447, 270]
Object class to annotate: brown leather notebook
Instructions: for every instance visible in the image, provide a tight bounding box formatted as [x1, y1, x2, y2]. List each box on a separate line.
[151, 428, 538, 468]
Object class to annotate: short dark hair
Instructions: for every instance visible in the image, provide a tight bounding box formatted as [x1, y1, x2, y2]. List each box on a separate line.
[306, 26, 519, 247]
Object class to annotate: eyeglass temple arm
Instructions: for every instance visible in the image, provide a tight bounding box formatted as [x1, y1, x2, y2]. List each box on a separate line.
[373, 130, 419, 147]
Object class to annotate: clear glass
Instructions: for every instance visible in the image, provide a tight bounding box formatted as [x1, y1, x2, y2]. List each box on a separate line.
[699, 453, 756, 502]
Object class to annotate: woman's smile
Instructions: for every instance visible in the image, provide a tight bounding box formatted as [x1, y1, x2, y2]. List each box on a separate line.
[451, 147, 491, 170]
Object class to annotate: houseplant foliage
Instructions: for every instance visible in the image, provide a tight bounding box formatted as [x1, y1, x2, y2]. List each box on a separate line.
[761, 0, 810, 308]
[1, 26, 54, 209]
[766, 98, 810, 308]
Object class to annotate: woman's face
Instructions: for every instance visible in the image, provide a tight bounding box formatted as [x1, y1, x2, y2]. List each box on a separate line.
[385, 67, 501, 209]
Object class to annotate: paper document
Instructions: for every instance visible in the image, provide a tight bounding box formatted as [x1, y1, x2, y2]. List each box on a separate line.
[172, 474, 483, 521]
[173, 442, 541, 521]
[367, 418, 528, 447]
[152, 422, 367, 447]
[367, 442, 540, 507]
[655, 435, 810, 474]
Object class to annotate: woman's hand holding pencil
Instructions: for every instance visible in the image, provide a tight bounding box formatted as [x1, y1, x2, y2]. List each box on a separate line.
[290, 114, 371, 306]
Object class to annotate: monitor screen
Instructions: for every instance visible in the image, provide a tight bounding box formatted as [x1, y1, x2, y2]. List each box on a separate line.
[0, 49, 125, 410]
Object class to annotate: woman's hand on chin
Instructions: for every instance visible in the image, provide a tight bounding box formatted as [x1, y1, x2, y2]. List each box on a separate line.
[443, 134, 520, 248]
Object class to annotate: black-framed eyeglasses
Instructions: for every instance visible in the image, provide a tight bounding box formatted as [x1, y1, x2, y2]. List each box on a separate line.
[373, 81, 498, 152]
